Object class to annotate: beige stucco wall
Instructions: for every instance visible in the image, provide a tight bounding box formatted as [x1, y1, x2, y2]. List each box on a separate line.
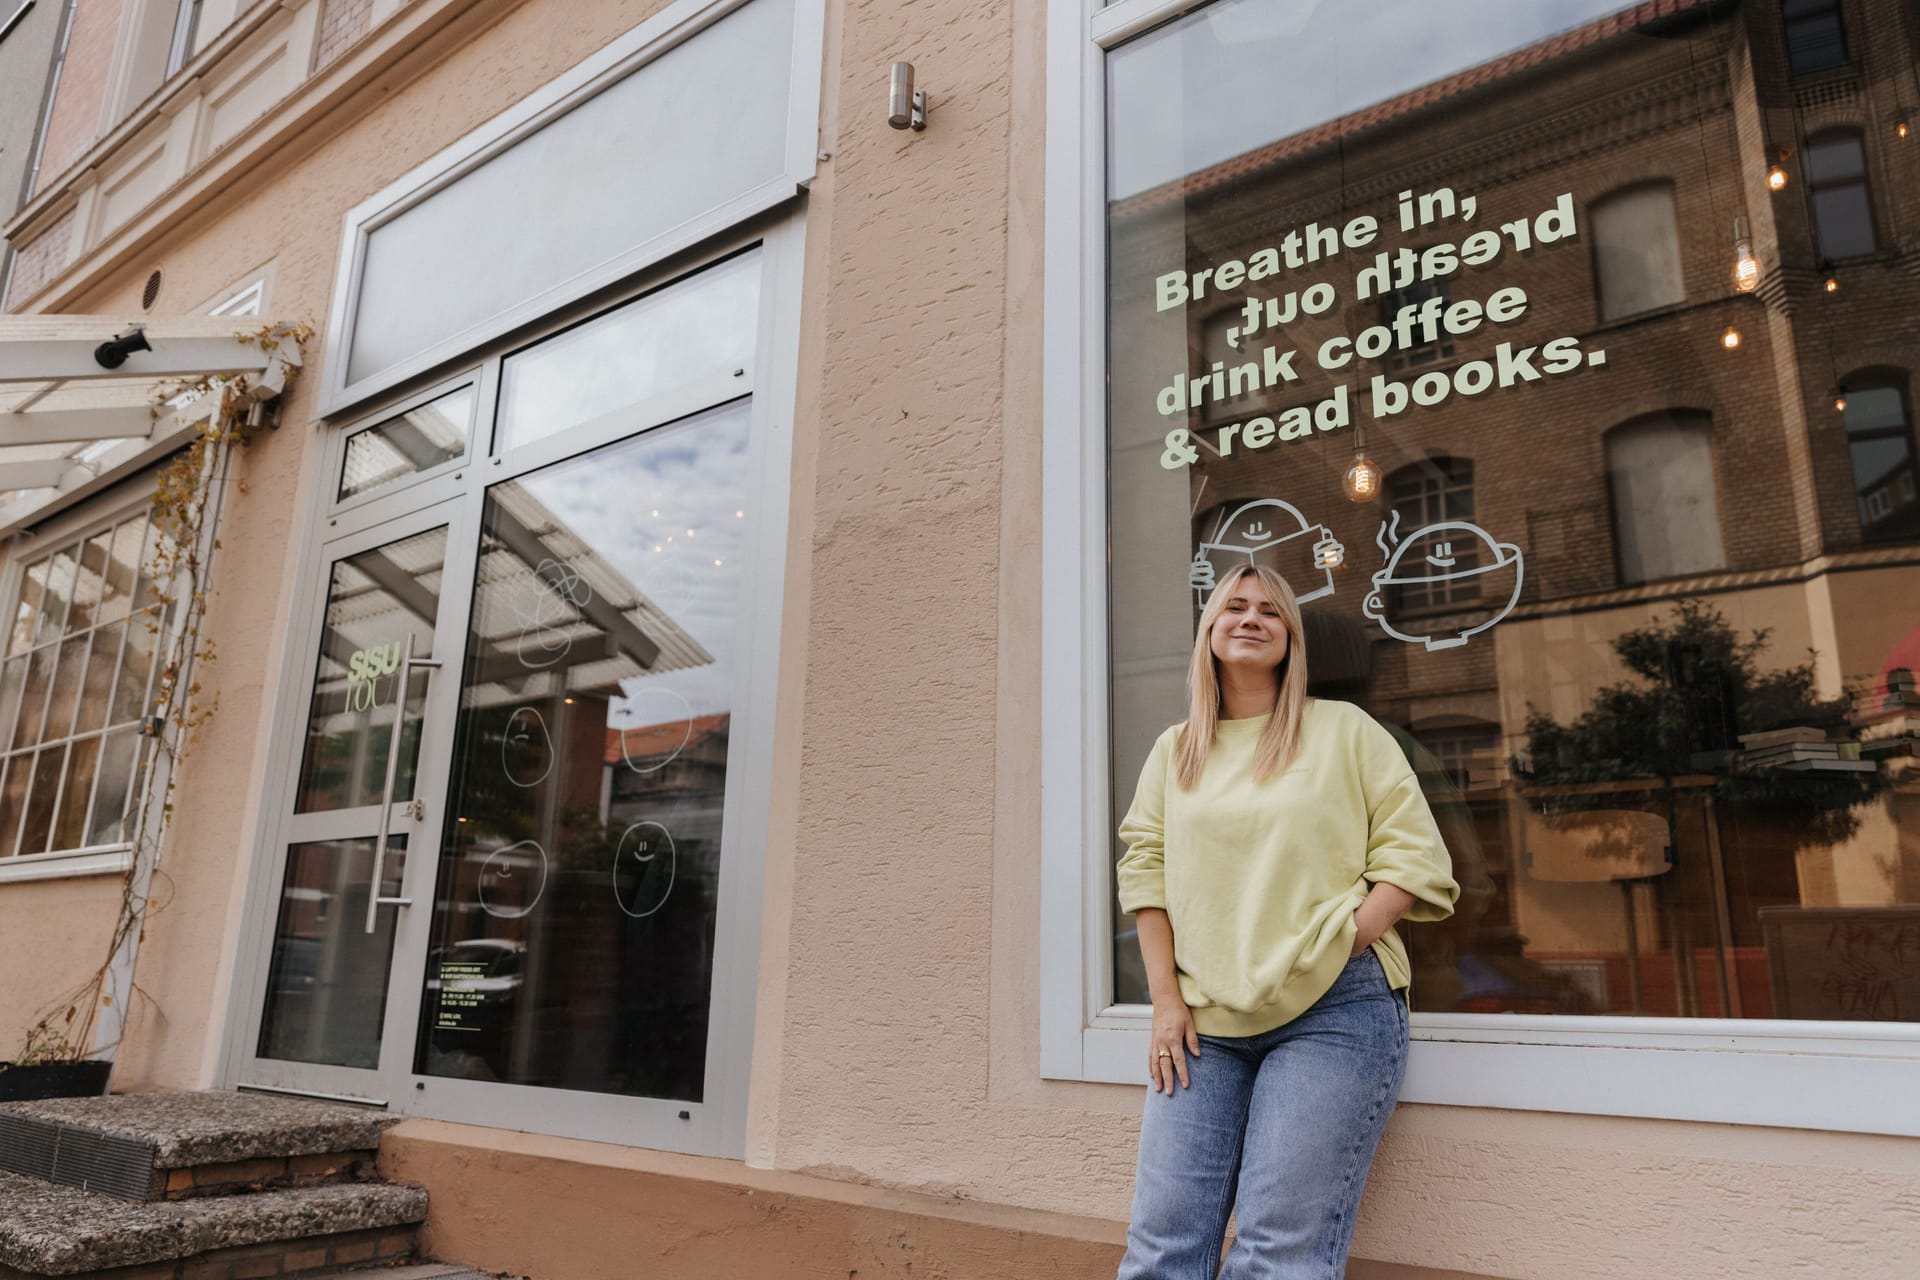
[4, 1, 1919, 1277]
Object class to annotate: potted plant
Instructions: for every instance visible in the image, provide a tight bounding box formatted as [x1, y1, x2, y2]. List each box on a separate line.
[0, 1010, 112, 1102]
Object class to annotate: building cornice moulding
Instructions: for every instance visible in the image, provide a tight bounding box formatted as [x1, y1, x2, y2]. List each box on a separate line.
[5, 0, 523, 313]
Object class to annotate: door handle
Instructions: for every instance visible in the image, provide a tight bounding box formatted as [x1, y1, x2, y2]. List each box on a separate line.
[364, 632, 442, 934]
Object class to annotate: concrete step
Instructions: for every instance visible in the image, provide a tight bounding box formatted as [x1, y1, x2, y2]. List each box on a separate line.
[0, 1093, 396, 1201]
[0, 1170, 427, 1278]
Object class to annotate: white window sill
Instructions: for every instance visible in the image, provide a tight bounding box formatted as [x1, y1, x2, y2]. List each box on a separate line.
[0, 844, 134, 884]
[1064, 1013, 1920, 1136]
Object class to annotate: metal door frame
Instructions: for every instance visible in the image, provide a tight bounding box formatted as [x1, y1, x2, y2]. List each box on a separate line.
[224, 493, 479, 1105]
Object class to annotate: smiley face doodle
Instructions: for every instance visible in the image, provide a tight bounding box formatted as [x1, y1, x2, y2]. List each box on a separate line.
[1190, 499, 1345, 608]
[612, 821, 676, 919]
[1362, 511, 1524, 651]
[501, 706, 555, 788]
[478, 839, 549, 919]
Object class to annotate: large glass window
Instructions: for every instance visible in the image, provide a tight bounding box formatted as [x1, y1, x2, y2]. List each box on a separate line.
[0, 512, 161, 860]
[1103, 0, 1920, 1026]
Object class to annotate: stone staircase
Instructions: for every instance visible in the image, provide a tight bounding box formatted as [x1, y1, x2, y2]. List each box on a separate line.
[0, 1091, 429, 1280]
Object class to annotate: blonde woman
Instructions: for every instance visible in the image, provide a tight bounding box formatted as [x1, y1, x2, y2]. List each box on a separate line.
[1114, 562, 1458, 1279]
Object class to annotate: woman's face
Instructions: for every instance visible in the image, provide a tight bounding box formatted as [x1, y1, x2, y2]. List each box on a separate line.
[1209, 575, 1290, 675]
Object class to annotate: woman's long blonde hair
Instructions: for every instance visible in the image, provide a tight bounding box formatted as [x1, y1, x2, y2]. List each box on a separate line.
[1174, 562, 1309, 789]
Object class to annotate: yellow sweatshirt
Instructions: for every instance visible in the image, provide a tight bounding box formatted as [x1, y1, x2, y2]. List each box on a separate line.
[1117, 698, 1459, 1036]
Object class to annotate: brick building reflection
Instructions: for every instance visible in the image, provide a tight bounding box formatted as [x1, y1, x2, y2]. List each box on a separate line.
[1109, 0, 1920, 1019]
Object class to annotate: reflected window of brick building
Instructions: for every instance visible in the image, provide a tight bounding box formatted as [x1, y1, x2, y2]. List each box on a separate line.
[1781, 0, 1849, 75]
[1841, 374, 1920, 542]
[1606, 412, 1725, 584]
[1591, 182, 1685, 321]
[1382, 277, 1456, 370]
[1387, 458, 1477, 610]
[1805, 130, 1876, 259]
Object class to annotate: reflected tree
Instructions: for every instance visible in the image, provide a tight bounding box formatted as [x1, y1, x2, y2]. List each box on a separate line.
[1517, 599, 1887, 840]
[1514, 600, 1891, 1016]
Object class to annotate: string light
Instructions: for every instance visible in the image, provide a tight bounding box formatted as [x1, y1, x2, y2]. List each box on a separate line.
[1834, 385, 1849, 413]
[1765, 142, 1793, 190]
[1730, 216, 1760, 293]
[1824, 275, 1839, 294]
[1342, 452, 1382, 502]
[1721, 327, 1741, 350]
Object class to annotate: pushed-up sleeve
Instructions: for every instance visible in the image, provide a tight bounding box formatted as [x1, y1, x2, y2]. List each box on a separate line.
[1358, 719, 1460, 923]
[1116, 730, 1175, 914]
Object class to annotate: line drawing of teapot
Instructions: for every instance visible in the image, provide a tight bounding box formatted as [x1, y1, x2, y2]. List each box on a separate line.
[1191, 498, 1344, 608]
[1362, 511, 1524, 651]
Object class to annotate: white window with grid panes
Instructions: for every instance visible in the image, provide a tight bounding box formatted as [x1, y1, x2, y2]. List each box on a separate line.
[0, 499, 169, 880]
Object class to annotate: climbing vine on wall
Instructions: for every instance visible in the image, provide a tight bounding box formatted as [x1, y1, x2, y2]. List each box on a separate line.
[8, 322, 312, 1073]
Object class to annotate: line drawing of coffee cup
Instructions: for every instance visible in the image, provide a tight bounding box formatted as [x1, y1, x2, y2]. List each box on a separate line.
[1362, 513, 1524, 651]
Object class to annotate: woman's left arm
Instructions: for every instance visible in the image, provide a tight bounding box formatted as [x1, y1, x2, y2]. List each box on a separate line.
[1352, 718, 1461, 949]
[1350, 883, 1417, 956]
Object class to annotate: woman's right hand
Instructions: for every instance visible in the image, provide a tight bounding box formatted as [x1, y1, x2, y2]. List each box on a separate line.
[1149, 996, 1200, 1093]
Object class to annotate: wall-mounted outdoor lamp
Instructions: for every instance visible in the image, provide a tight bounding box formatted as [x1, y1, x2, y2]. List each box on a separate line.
[94, 325, 151, 369]
[888, 62, 927, 131]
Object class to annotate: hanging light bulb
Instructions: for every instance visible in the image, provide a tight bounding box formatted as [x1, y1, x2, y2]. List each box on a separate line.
[1824, 275, 1839, 294]
[1342, 451, 1382, 502]
[1896, 114, 1912, 141]
[1766, 163, 1789, 191]
[1721, 327, 1742, 350]
[1730, 216, 1760, 293]
[1834, 385, 1849, 413]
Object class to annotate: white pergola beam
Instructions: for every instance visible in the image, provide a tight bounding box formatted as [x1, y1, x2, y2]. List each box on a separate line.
[0, 407, 157, 445]
[0, 459, 88, 491]
[0, 336, 275, 383]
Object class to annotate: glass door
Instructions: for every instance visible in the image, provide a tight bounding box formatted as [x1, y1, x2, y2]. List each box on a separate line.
[235, 500, 475, 1100]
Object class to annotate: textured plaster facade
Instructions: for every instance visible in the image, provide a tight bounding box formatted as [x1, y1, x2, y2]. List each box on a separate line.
[1, 1, 1918, 1277]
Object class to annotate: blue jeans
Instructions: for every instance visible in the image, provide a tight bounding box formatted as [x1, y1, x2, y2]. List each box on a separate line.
[1116, 952, 1410, 1280]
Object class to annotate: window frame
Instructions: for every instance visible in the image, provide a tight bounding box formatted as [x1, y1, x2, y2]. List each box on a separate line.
[315, 0, 825, 419]
[1039, 0, 1920, 1136]
[0, 489, 179, 885]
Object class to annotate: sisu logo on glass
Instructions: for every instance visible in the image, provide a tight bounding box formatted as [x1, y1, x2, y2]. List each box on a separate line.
[345, 640, 402, 712]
